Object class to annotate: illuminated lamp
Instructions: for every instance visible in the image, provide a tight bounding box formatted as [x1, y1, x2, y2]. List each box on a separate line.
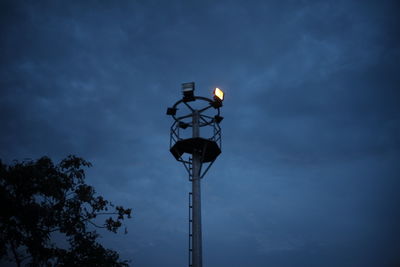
[212, 88, 224, 108]
[213, 88, 224, 101]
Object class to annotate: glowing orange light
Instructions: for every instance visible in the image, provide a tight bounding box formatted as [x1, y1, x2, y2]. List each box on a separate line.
[214, 88, 224, 101]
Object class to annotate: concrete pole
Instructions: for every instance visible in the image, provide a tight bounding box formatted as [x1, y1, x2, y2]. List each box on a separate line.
[192, 110, 203, 267]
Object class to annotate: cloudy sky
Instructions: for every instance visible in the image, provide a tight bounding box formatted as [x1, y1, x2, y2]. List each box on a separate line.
[1, 0, 399, 266]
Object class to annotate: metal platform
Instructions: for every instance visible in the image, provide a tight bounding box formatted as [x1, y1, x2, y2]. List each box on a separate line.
[170, 137, 221, 163]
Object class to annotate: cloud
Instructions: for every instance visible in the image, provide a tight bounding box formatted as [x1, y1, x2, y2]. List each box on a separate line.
[1, 0, 399, 266]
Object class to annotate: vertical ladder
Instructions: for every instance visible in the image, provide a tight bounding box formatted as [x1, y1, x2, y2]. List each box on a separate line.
[188, 191, 193, 267]
[188, 156, 193, 266]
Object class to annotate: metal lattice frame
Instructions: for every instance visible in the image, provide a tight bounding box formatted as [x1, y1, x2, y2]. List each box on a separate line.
[169, 96, 222, 179]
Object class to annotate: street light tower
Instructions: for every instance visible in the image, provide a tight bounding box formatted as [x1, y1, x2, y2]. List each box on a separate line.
[167, 82, 224, 267]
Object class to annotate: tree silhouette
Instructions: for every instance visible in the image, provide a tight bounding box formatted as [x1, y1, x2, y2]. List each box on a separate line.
[0, 155, 132, 266]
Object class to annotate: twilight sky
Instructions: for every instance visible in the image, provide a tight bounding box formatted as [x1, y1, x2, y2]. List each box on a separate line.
[1, 1, 399, 266]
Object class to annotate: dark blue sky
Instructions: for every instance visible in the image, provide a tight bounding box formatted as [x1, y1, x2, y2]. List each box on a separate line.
[1, 1, 399, 266]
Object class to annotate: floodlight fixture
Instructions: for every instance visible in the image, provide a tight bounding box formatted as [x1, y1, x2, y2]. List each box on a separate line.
[179, 121, 189, 129]
[166, 107, 177, 116]
[213, 87, 224, 101]
[214, 115, 224, 124]
[182, 82, 195, 102]
[211, 87, 224, 108]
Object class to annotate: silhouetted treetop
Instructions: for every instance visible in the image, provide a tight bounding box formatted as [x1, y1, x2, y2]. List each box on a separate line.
[0, 155, 132, 266]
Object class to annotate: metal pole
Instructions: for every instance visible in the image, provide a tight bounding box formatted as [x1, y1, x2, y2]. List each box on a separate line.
[192, 110, 202, 267]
